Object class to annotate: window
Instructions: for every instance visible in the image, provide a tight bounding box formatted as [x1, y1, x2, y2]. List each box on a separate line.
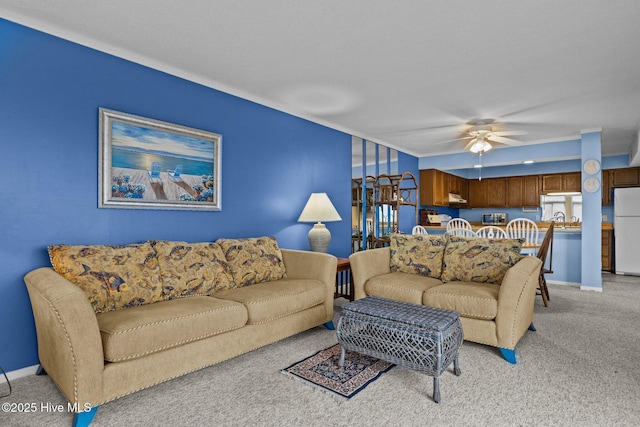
[541, 194, 582, 222]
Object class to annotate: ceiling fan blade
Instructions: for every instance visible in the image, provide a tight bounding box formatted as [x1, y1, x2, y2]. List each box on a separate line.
[432, 135, 472, 146]
[492, 130, 528, 137]
[487, 135, 521, 145]
[380, 123, 460, 136]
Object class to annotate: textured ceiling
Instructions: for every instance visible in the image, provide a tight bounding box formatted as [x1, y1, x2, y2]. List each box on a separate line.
[2, 0, 640, 161]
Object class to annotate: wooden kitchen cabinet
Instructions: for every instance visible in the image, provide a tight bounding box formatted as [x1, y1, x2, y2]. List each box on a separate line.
[602, 229, 613, 272]
[563, 172, 582, 192]
[523, 175, 540, 207]
[420, 169, 469, 206]
[601, 170, 611, 205]
[420, 169, 449, 206]
[468, 178, 488, 208]
[611, 167, 640, 187]
[506, 176, 523, 207]
[541, 172, 581, 193]
[486, 177, 506, 207]
[449, 174, 468, 201]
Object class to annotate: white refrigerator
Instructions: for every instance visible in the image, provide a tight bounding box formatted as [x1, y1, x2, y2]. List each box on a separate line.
[614, 187, 640, 275]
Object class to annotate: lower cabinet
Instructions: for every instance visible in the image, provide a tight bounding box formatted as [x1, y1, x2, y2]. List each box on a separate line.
[602, 229, 613, 272]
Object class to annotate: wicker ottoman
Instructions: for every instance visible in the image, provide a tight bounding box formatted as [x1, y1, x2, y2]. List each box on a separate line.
[336, 296, 463, 403]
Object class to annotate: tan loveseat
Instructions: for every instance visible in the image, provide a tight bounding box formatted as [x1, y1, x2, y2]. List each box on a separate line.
[349, 234, 542, 364]
[24, 237, 336, 426]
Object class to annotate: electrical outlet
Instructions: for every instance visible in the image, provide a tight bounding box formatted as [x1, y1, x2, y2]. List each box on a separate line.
[602, 214, 608, 221]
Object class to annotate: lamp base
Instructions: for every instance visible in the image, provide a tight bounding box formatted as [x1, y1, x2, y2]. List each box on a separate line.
[308, 223, 331, 252]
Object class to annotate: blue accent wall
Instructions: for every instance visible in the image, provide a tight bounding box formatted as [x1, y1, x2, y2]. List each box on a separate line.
[0, 19, 355, 372]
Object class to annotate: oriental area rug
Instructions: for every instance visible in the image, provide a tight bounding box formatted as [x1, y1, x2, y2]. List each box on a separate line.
[281, 344, 394, 400]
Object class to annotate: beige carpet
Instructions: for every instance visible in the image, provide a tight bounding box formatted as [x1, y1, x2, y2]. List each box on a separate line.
[3, 273, 639, 426]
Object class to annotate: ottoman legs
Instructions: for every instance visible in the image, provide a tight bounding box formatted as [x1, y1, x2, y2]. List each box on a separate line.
[433, 356, 461, 404]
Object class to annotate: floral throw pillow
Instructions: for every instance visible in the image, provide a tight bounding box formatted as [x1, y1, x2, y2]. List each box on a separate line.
[389, 234, 446, 279]
[216, 236, 287, 287]
[150, 240, 236, 299]
[48, 243, 163, 313]
[440, 237, 524, 284]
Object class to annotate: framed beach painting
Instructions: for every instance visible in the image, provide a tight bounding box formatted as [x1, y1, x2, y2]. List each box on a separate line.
[99, 108, 221, 211]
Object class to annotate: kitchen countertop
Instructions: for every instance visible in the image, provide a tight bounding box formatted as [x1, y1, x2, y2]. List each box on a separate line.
[422, 222, 613, 233]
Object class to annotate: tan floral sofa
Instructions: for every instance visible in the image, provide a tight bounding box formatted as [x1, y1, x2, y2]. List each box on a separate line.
[349, 234, 542, 364]
[24, 236, 336, 427]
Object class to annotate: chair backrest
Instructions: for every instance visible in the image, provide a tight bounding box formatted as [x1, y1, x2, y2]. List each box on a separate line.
[536, 222, 555, 270]
[444, 228, 477, 239]
[412, 225, 429, 235]
[169, 164, 183, 177]
[446, 218, 472, 232]
[506, 218, 539, 246]
[476, 226, 508, 239]
[149, 162, 162, 177]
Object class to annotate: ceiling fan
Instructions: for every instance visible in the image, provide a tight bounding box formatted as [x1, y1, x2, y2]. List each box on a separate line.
[460, 121, 526, 153]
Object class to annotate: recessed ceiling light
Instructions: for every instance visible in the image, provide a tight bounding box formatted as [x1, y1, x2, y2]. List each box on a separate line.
[523, 160, 534, 164]
[474, 164, 483, 168]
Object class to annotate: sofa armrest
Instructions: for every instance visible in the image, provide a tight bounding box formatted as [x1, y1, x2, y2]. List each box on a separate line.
[281, 249, 337, 322]
[495, 256, 542, 349]
[349, 247, 391, 300]
[24, 268, 105, 406]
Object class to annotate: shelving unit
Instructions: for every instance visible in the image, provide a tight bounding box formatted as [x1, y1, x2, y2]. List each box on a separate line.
[371, 172, 419, 247]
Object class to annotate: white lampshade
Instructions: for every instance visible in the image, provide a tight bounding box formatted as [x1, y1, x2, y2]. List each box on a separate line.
[298, 193, 342, 252]
[297, 193, 342, 223]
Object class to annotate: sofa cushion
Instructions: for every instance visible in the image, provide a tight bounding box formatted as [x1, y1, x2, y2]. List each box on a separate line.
[217, 236, 287, 287]
[48, 243, 163, 313]
[365, 272, 443, 305]
[96, 296, 248, 362]
[213, 278, 324, 324]
[150, 240, 235, 298]
[423, 282, 501, 320]
[389, 234, 446, 278]
[440, 237, 524, 284]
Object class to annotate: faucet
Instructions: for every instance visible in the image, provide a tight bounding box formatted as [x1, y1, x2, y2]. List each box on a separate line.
[553, 211, 566, 229]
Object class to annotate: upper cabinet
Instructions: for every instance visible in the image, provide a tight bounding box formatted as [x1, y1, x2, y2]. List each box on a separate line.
[420, 169, 468, 207]
[420, 167, 640, 209]
[523, 175, 540, 207]
[486, 177, 506, 207]
[541, 172, 581, 193]
[506, 176, 523, 207]
[611, 167, 640, 187]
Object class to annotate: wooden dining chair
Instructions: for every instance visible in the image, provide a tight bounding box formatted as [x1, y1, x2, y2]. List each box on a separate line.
[535, 222, 554, 306]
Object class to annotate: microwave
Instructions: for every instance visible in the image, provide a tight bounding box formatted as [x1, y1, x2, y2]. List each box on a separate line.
[482, 213, 507, 225]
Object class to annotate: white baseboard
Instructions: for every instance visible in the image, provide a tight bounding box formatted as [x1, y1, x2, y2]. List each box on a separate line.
[546, 280, 603, 292]
[579, 285, 603, 292]
[546, 280, 581, 287]
[0, 364, 39, 384]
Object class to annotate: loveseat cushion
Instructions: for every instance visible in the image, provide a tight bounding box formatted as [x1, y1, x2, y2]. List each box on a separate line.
[48, 243, 163, 313]
[213, 278, 324, 324]
[440, 237, 524, 284]
[217, 236, 287, 287]
[150, 240, 235, 298]
[423, 281, 500, 320]
[389, 234, 446, 278]
[365, 272, 443, 304]
[96, 296, 248, 362]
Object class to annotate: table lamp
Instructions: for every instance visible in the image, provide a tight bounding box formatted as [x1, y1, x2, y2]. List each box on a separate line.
[298, 193, 342, 252]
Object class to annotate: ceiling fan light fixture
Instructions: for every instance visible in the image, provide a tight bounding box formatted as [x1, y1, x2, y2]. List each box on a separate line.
[469, 139, 492, 153]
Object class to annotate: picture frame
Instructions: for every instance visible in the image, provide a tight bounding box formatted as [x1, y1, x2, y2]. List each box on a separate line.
[99, 108, 221, 211]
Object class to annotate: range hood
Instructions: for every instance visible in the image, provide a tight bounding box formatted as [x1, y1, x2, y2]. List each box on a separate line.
[449, 193, 467, 204]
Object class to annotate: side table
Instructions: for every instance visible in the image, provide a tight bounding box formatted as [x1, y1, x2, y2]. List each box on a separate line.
[335, 257, 354, 301]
